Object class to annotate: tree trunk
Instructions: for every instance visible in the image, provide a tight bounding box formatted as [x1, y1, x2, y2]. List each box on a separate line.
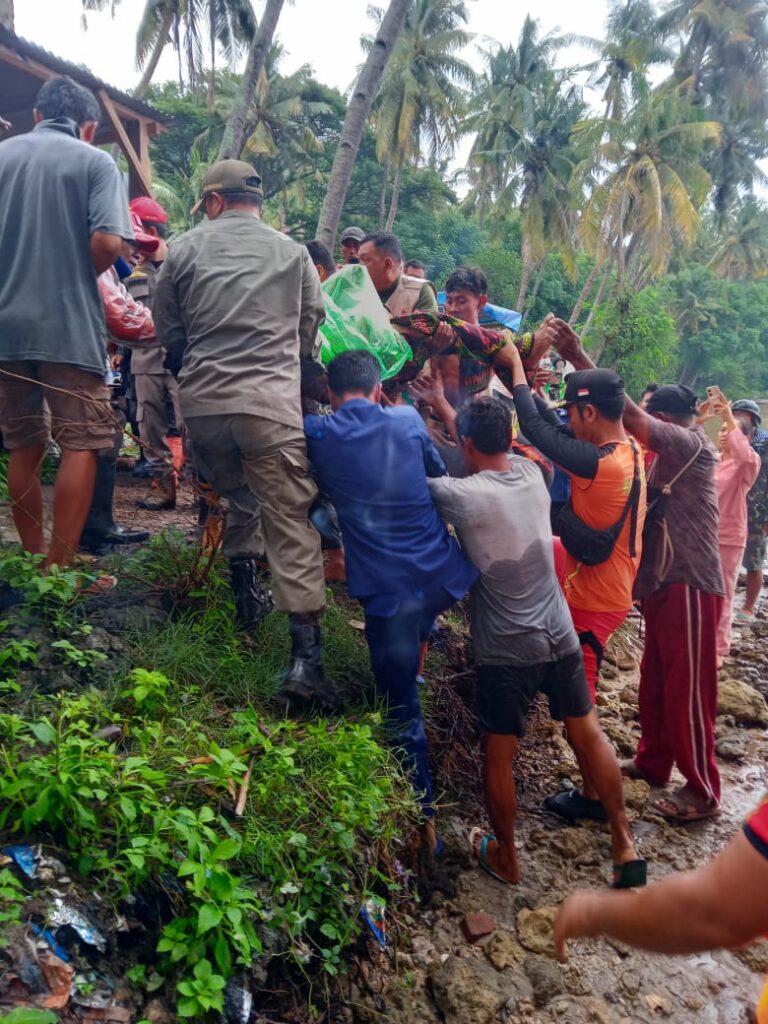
[378, 157, 391, 229]
[316, 0, 412, 249]
[582, 267, 612, 351]
[523, 259, 546, 322]
[218, 0, 286, 160]
[208, 5, 217, 113]
[516, 256, 533, 313]
[0, 0, 13, 31]
[132, 5, 175, 100]
[384, 152, 404, 231]
[569, 262, 601, 326]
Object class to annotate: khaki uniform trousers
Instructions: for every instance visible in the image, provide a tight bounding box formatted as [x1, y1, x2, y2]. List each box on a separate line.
[135, 371, 183, 476]
[184, 413, 325, 615]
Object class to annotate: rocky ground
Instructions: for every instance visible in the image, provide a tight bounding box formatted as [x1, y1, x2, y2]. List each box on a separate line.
[1, 474, 767, 1024]
[353, 608, 768, 1024]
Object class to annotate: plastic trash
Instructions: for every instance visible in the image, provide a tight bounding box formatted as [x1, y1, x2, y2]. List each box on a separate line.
[319, 265, 413, 380]
[359, 896, 387, 950]
[2, 844, 38, 878]
[47, 898, 107, 953]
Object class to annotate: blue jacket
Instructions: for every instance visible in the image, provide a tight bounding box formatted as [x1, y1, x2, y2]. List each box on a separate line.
[305, 399, 477, 612]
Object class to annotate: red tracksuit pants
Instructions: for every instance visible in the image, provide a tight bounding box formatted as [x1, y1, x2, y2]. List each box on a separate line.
[636, 582, 722, 805]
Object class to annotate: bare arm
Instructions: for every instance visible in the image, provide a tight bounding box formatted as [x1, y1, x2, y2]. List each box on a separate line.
[546, 317, 653, 446]
[91, 231, 129, 275]
[409, 373, 459, 443]
[555, 829, 768, 961]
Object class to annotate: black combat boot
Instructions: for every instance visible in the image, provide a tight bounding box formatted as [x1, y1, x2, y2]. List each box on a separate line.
[80, 456, 149, 555]
[279, 616, 338, 708]
[229, 556, 273, 629]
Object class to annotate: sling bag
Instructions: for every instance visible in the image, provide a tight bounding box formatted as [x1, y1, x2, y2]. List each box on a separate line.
[556, 441, 641, 567]
[644, 438, 704, 585]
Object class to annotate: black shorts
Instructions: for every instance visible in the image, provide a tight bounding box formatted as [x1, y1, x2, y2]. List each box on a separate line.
[477, 651, 593, 737]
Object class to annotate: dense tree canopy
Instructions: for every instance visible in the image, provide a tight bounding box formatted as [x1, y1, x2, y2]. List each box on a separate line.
[137, 0, 768, 398]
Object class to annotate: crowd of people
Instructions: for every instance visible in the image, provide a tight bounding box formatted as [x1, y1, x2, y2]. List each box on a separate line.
[2, 75, 768, 1000]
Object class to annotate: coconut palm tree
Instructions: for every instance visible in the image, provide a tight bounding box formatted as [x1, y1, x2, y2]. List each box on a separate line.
[371, 0, 475, 230]
[576, 0, 672, 122]
[81, 0, 255, 101]
[574, 89, 721, 287]
[465, 17, 563, 217]
[316, 0, 413, 249]
[708, 200, 768, 280]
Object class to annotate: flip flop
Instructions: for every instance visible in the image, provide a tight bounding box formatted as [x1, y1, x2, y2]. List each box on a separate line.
[543, 788, 608, 823]
[468, 828, 514, 886]
[653, 793, 720, 825]
[77, 573, 118, 596]
[734, 610, 755, 623]
[612, 858, 648, 889]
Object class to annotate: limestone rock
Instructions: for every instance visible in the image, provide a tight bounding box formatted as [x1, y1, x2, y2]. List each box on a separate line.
[430, 955, 509, 1024]
[622, 777, 651, 813]
[717, 677, 768, 726]
[485, 929, 525, 970]
[733, 937, 768, 974]
[524, 953, 564, 1007]
[516, 906, 558, 957]
[142, 999, 174, 1024]
[550, 828, 594, 860]
[716, 730, 748, 762]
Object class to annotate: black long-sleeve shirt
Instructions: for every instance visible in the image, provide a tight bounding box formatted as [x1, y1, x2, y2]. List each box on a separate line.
[513, 385, 617, 480]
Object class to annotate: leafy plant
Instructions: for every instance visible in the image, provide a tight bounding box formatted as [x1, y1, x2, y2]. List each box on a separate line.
[50, 638, 108, 670]
[122, 667, 173, 709]
[176, 959, 226, 1018]
[0, 868, 26, 947]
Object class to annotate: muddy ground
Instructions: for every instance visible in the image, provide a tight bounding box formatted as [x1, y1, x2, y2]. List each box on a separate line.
[1, 472, 767, 1024]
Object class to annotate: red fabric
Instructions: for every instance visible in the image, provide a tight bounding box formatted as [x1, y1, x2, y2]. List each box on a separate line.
[636, 582, 722, 804]
[749, 797, 768, 848]
[553, 537, 567, 587]
[98, 267, 155, 343]
[570, 607, 629, 702]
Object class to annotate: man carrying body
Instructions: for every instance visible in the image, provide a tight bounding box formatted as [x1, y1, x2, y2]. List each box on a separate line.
[0, 76, 133, 570]
[506, 344, 646, 822]
[153, 160, 332, 705]
[126, 196, 181, 513]
[305, 351, 477, 838]
[552, 322, 724, 824]
[428, 396, 645, 888]
[731, 399, 768, 622]
[358, 232, 438, 317]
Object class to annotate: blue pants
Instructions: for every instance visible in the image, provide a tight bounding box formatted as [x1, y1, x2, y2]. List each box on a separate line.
[364, 584, 456, 817]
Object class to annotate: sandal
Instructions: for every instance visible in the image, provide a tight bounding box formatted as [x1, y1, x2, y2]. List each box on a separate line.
[653, 791, 720, 825]
[543, 788, 607, 823]
[468, 827, 514, 886]
[734, 610, 755, 624]
[612, 858, 648, 889]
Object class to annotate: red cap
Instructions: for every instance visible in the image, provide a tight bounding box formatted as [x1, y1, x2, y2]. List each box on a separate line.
[129, 211, 160, 253]
[129, 195, 168, 225]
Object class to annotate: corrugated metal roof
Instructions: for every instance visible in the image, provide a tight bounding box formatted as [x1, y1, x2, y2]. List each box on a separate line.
[0, 26, 170, 123]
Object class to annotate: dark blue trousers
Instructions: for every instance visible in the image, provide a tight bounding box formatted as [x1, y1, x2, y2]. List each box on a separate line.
[364, 583, 456, 817]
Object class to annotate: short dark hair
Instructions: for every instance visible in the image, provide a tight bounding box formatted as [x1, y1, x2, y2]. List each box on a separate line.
[327, 350, 381, 395]
[35, 76, 101, 125]
[305, 239, 335, 279]
[405, 259, 426, 272]
[217, 190, 263, 210]
[642, 382, 659, 397]
[445, 267, 488, 296]
[359, 231, 403, 264]
[576, 395, 626, 422]
[140, 219, 168, 240]
[455, 397, 512, 454]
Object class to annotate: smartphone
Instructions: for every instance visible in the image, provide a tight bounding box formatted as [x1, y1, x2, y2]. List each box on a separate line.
[707, 385, 723, 403]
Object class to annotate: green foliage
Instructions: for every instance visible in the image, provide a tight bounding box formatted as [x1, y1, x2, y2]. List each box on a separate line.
[122, 667, 173, 709]
[176, 959, 226, 1018]
[0, 1012, 58, 1024]
[0, 868, 25, 946]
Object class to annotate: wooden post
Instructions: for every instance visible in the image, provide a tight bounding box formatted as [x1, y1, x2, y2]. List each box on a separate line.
[97, 89, 153, 197]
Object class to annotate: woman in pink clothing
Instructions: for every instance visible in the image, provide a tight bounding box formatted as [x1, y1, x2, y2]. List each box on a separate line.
[713, 399, 761, 665]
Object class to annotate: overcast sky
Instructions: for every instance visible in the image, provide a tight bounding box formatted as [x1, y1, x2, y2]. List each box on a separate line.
[14, 0, 610, 98]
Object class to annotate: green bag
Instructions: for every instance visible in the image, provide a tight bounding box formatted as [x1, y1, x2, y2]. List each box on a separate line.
[319, 265, 413, 380]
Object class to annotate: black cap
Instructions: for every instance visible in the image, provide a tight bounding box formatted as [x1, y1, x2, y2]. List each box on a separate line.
[341, 226, 365, 243]
[645, 384, 698, 416]
[560, 369, 625, 407]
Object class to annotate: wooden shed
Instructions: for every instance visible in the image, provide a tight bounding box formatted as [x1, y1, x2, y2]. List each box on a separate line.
[0, 26, 168, 197]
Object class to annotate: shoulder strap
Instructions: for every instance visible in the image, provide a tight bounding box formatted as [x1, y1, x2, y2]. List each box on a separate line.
[662, 437, 705, 495]
[615, 440, 641, 557]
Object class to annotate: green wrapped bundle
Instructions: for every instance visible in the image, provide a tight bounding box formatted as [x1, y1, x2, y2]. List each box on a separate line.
[319, 264, 413, 380]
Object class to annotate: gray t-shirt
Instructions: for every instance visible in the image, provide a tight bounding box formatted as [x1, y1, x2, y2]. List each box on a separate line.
[0, 119, 134, 376]
[429, 457, 579, 666]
